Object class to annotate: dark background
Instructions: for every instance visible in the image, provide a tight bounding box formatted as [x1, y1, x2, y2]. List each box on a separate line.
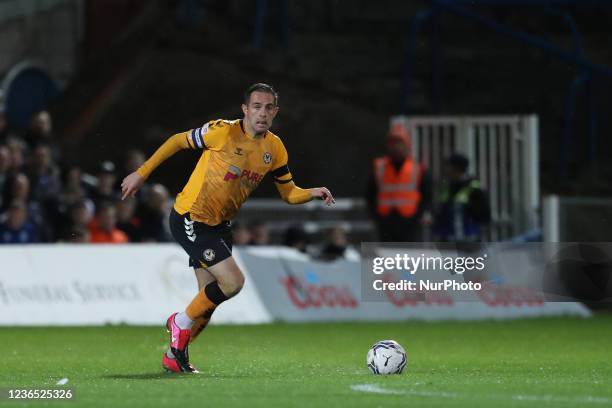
[3, 0, 611, 198]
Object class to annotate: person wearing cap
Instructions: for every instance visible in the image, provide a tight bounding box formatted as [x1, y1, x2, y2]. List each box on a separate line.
[366, 123, 432, 242]
[91, 160, 120, 206]
[434, 154, 490, 242]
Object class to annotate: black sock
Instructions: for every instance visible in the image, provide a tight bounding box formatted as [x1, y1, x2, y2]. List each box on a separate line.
[204, 281, 229, 305]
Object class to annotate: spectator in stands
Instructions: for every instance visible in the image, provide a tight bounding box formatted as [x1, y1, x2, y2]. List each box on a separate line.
[1, 173, 40, 219]
[60, 167, 88, 205]
[53, 168, 94, 242]
[6, 136, 25, 174]
[116, 197, 142, 242]
[24, 110, 61, 162]
[2, 173, 27, 209]
[88, 201, 128, 244]
[27, 144, 61, 204]
[0, 200, 38, 244]
[136, 183, 171, 242]
[0, 114, 182, 245]
[433, 154, 491, 242]
[248, 219, 270, 245]
[283, 224, 309, 253]
[231, 222, 252, 245]
[25, 110, 52, 146]
[320, 225, 349, 261]
[91, 161, 120, 205]
[68, 199, 94, 230]
[64, 166, 84, 190]
[27, 144, 62, 240]
[366, 123, 432, 242]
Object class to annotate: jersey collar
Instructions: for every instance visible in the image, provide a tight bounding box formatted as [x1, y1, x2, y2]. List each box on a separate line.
[240, 119, 267, 140]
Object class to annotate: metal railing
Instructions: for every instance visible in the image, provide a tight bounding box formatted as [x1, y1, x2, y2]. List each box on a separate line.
[236, 197, 376, 242]
[393, 114, 539, 241]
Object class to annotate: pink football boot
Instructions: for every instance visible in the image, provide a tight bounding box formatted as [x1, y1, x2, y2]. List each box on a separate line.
[162, 313, 198, 373]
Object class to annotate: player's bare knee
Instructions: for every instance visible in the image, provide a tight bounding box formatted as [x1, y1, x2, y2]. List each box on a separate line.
[208, 257, 244, 297]
[219, 272, 244, 297]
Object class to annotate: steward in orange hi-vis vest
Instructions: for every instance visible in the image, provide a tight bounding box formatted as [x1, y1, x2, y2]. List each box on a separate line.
[373, 156, 423, 217]
[365, 122, 432, 242]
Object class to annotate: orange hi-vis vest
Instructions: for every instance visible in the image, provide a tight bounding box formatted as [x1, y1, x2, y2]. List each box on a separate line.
[374, 156, 423, 217]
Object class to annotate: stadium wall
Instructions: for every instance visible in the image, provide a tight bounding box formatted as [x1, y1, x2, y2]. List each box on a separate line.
[0, 0, 82, 88]
[0, 245, 590, 326]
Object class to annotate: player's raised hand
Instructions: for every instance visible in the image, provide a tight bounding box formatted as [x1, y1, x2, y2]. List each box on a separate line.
[311, 187, 335, 206]
[121, 171, 144, 200]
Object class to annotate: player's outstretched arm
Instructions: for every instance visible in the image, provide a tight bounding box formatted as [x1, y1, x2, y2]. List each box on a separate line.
[121, 132, 192, 199]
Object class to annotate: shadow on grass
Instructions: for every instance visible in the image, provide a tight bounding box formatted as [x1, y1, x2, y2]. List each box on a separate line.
[102, 372, 261, 380]
[102, 372, 191, 380]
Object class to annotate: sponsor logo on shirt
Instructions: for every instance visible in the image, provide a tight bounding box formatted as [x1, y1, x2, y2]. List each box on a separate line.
[223, 165, 264, 184]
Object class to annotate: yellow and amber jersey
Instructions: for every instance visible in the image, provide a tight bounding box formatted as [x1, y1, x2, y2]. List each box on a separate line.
[137, 119, 313, 225]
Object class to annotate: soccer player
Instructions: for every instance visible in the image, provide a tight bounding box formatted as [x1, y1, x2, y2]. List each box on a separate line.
[121, 83, 335, 373]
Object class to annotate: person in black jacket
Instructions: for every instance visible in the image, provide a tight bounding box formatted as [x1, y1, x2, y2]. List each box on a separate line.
[434, 154, 490, 242]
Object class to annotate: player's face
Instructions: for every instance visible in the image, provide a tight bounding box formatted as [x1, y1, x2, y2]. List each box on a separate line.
[242, 91, 279, 135]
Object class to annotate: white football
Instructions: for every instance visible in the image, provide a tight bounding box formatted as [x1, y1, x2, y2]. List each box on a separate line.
[366, 340, 407, 375]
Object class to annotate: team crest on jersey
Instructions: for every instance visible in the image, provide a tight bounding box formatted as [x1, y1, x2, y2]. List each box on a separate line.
[203, 248, 215, 262]
[263, 152, 272, 164]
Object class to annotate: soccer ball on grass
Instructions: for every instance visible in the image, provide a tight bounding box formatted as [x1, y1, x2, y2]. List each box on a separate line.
[366, 340, 407, 375]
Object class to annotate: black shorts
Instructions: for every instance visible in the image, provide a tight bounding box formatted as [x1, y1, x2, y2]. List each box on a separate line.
[169, 209, 233, 269]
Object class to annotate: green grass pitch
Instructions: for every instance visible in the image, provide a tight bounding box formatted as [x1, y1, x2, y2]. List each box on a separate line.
[1, 316, 611, 407]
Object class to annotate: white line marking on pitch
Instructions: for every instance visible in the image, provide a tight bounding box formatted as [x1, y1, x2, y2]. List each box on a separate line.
[350, 384, 403, 395]
[350, 384, 612, 405]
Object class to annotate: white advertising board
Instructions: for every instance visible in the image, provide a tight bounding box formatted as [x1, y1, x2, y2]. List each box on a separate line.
[0, 244, 590, 326]
[0, 244, 271, 325]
